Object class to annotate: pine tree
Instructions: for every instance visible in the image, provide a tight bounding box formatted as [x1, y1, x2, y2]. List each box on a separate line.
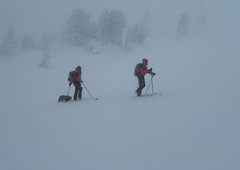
[140, 11, 151, 37]
[124, 11, 150, 50]
[50, 28, 57, 44]
[85, 22, 103, 54]
[108, 10, 126, 46]
[21, 34, 35, 49]
[98, 10, 126, 46]
[61, 9, 90, 46]
[39, 52, 50, 68]
[124, 21, 147, 52]
[177, 13, 188, 40]
[133, 23, 145, 45]
[198, 2, 207, 26]
[40, 31, 50, 53]
[98, 10, 111, 45]
[0, 28, 17, 57]
[124, 27, 135, 52]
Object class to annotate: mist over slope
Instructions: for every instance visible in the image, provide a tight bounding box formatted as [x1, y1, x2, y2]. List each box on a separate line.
[1, 16, 240, 170]
[1, 0, 240, 169]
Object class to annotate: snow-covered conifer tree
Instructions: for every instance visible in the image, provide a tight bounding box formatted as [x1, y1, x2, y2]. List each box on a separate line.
[0, 28, 17, 57]
[85, 22, 103, 54]
[40, 31, 50, 53]
[124, 27, 135, 52]
[50, 28, 57, 44]
[125, 11, 150, 49]
[177, 13, 188, 40]
[140, 11, 151, 37]
[133, 23, 145, 46]
[98, 10, 126, 46]
[61, 9, 90, 46]
[98, 10, 111, 45]
[61, 27, 68, 44]
[21, 34, 35, 49]
[108, 10, 126, 46]
[198, 2, 207, 26]
[39, 53, 50, 68]
[124, 21, 147, 52]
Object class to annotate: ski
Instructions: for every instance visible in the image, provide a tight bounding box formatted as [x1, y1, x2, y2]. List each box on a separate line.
[68, 98, 98, 102]
[68, 99, 81, 102]
[134, 91, 162, 97]
[141, 92, 158, 96]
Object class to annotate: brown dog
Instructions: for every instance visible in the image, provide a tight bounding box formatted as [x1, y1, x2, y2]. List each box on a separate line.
[58, 95, 72, 102]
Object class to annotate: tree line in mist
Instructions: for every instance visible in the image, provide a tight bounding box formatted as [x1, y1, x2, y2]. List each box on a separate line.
[0, 5, 205, 64]
[0, 9, 152, 56]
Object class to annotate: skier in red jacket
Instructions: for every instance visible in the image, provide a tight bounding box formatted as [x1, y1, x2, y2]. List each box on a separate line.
[135, 58, 155, 96]
[69, 66, 83, 100]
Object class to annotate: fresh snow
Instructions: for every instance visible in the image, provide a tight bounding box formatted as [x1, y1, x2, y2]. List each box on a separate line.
[1, 12, 240, 170]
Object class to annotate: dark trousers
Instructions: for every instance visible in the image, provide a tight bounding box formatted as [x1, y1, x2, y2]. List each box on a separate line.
[136, 75, 145, 96]
[73, 82, 82, 100]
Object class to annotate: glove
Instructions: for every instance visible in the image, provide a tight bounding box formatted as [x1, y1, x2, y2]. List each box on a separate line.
[80, 81, 83, 83]
[148, 67, 152, 73]
[151, 72, 156, 76]
[69, 82, 72, 86]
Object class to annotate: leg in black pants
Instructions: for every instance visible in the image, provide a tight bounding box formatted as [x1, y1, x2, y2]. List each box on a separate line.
[136, 75, 145, 96]
[73, 82, 83, 100]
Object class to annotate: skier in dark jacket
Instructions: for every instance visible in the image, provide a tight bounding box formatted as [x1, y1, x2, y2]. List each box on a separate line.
[135, 58, 155, 96]
[69, 66, 83, 101]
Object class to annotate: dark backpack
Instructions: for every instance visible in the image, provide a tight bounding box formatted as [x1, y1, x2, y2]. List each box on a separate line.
[68, 71, 76, 82]
[134, 63, 143, 76]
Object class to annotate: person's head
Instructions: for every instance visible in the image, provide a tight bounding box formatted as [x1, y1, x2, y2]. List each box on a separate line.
[142, 58, 148, 65]
[76, 66, 81, 72]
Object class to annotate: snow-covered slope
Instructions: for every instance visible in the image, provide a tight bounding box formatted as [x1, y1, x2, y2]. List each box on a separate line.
[0, 22, 240, 170]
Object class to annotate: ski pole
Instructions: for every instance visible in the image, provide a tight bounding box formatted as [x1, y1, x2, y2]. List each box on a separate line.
[152, 75, 154, 94]
[145, 74, 154, 95]
[65, 85, 71, 103]
[66, 85, 71, 96]
[82, 82, 98, 100]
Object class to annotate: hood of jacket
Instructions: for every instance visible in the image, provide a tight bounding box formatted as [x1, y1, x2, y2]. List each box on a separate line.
[142, 58, 148, 66]
[75, 68, 81, 74]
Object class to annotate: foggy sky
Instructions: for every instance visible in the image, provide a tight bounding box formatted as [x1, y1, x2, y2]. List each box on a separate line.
[0, 0, 239, 43]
